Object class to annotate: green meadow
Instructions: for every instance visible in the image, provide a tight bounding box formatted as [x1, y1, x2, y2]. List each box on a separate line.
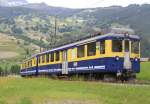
[0, 77, 150, 104]
[137, 62, 150, 81]
[0, 62, 149, 104]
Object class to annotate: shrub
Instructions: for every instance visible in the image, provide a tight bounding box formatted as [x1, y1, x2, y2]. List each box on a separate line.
[10, 65, 20, 75]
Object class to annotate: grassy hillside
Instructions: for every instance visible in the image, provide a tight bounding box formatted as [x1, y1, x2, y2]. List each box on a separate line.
[0, 33, 24, 59]
[0, 78, 150, 104]
[0, 33, 40, 71]
[0, 33, 40, 58]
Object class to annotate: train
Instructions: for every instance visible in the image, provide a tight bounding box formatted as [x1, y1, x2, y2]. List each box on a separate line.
[20, 32, 140, 81]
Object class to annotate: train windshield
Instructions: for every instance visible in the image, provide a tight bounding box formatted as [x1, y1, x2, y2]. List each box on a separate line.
[124, 40, 129, 52]
[131, 40, 139, 54]
[112, 40, 123, 52]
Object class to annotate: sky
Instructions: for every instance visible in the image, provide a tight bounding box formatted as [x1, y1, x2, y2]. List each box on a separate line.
[26, 0, 150, 8]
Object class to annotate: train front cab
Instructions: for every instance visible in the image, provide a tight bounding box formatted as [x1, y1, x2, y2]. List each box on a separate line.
[103, 36, 140, 79]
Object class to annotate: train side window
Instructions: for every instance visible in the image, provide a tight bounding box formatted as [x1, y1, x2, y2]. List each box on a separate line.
[33, 58, 36, 65]
[100, 40, 105, 54]
[26, 62, 28, 68]
[56, 51, 60, 61]
[72, 48, 76, 60]
[31, 60, 32, 67]
[49, 53, 51, 62]
[26, 61, 29, 68]
[50, 52, 54, 62]
[131, 40, 139, 54]
[29, 61, 31, 67]
[87, 42, 96, 56]
[29, 61, 30, 67]
[28, 61, 30, 67]
[26, 62, 28, 67]
[25, 62, 27, 68]
[42, 55, 45, 63]
[38, 56, 41, 64]
[77, 45, 85, 58]
[35, 58, 36, 64]
[28, 61, 29, 67]
[46, 53, 50, 63]
[112, 40, 122, 52]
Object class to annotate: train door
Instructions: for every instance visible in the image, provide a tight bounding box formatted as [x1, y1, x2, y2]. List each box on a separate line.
[123, 40, 132, 70]
[62, 50, 68, 74]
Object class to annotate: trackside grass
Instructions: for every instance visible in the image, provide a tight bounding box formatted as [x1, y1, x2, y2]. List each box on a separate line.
[137, 62, 150, 81]
[0, 77, 150, 104]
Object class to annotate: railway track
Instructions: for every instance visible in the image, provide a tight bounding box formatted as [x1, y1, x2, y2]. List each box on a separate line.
[54, 75, 150, 86]
[105, 81, 150, 87]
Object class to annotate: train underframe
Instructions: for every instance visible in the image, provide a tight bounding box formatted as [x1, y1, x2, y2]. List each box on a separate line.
[21, 69, 137, 82]
[21, 57, 140, 82]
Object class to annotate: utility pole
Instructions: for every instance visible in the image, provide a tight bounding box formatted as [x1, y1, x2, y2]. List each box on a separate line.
[48, 16, 58, 49]
[40, 37, 42, 52]
[54, 16, 57, 47]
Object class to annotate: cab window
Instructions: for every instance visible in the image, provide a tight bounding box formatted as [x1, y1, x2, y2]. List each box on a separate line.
[112, 40, 122, 52]
[131, 40, 139, 54]
[77, 45, 85, 58]
[87, 42, 96, 56]
[100, 40, 105, 54]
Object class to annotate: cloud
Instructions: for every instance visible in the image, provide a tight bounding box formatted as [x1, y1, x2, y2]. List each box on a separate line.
[26, 0, 150, 8]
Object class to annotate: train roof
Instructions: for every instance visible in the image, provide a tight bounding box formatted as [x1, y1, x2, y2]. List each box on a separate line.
[38, 33, 140, 55]
[22, 33, 140, 62]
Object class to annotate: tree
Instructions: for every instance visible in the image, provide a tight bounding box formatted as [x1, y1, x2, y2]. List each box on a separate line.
[0, 66, 3, 76]
[25, 48, 30, 56]
[11, 25, 23, 34]
[10, 65, 20, 75]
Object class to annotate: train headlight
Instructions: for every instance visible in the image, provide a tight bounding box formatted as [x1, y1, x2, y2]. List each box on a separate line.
[124, 33, 130, 37]
[135, 57, 138, 62]
[115, 56, 120, 61]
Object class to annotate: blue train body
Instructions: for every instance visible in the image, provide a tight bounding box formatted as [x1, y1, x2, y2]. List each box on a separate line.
[21, 57, 140, 76]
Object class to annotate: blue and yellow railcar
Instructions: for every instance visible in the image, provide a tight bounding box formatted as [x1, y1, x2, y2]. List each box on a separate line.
[20, 33, 140, 80]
